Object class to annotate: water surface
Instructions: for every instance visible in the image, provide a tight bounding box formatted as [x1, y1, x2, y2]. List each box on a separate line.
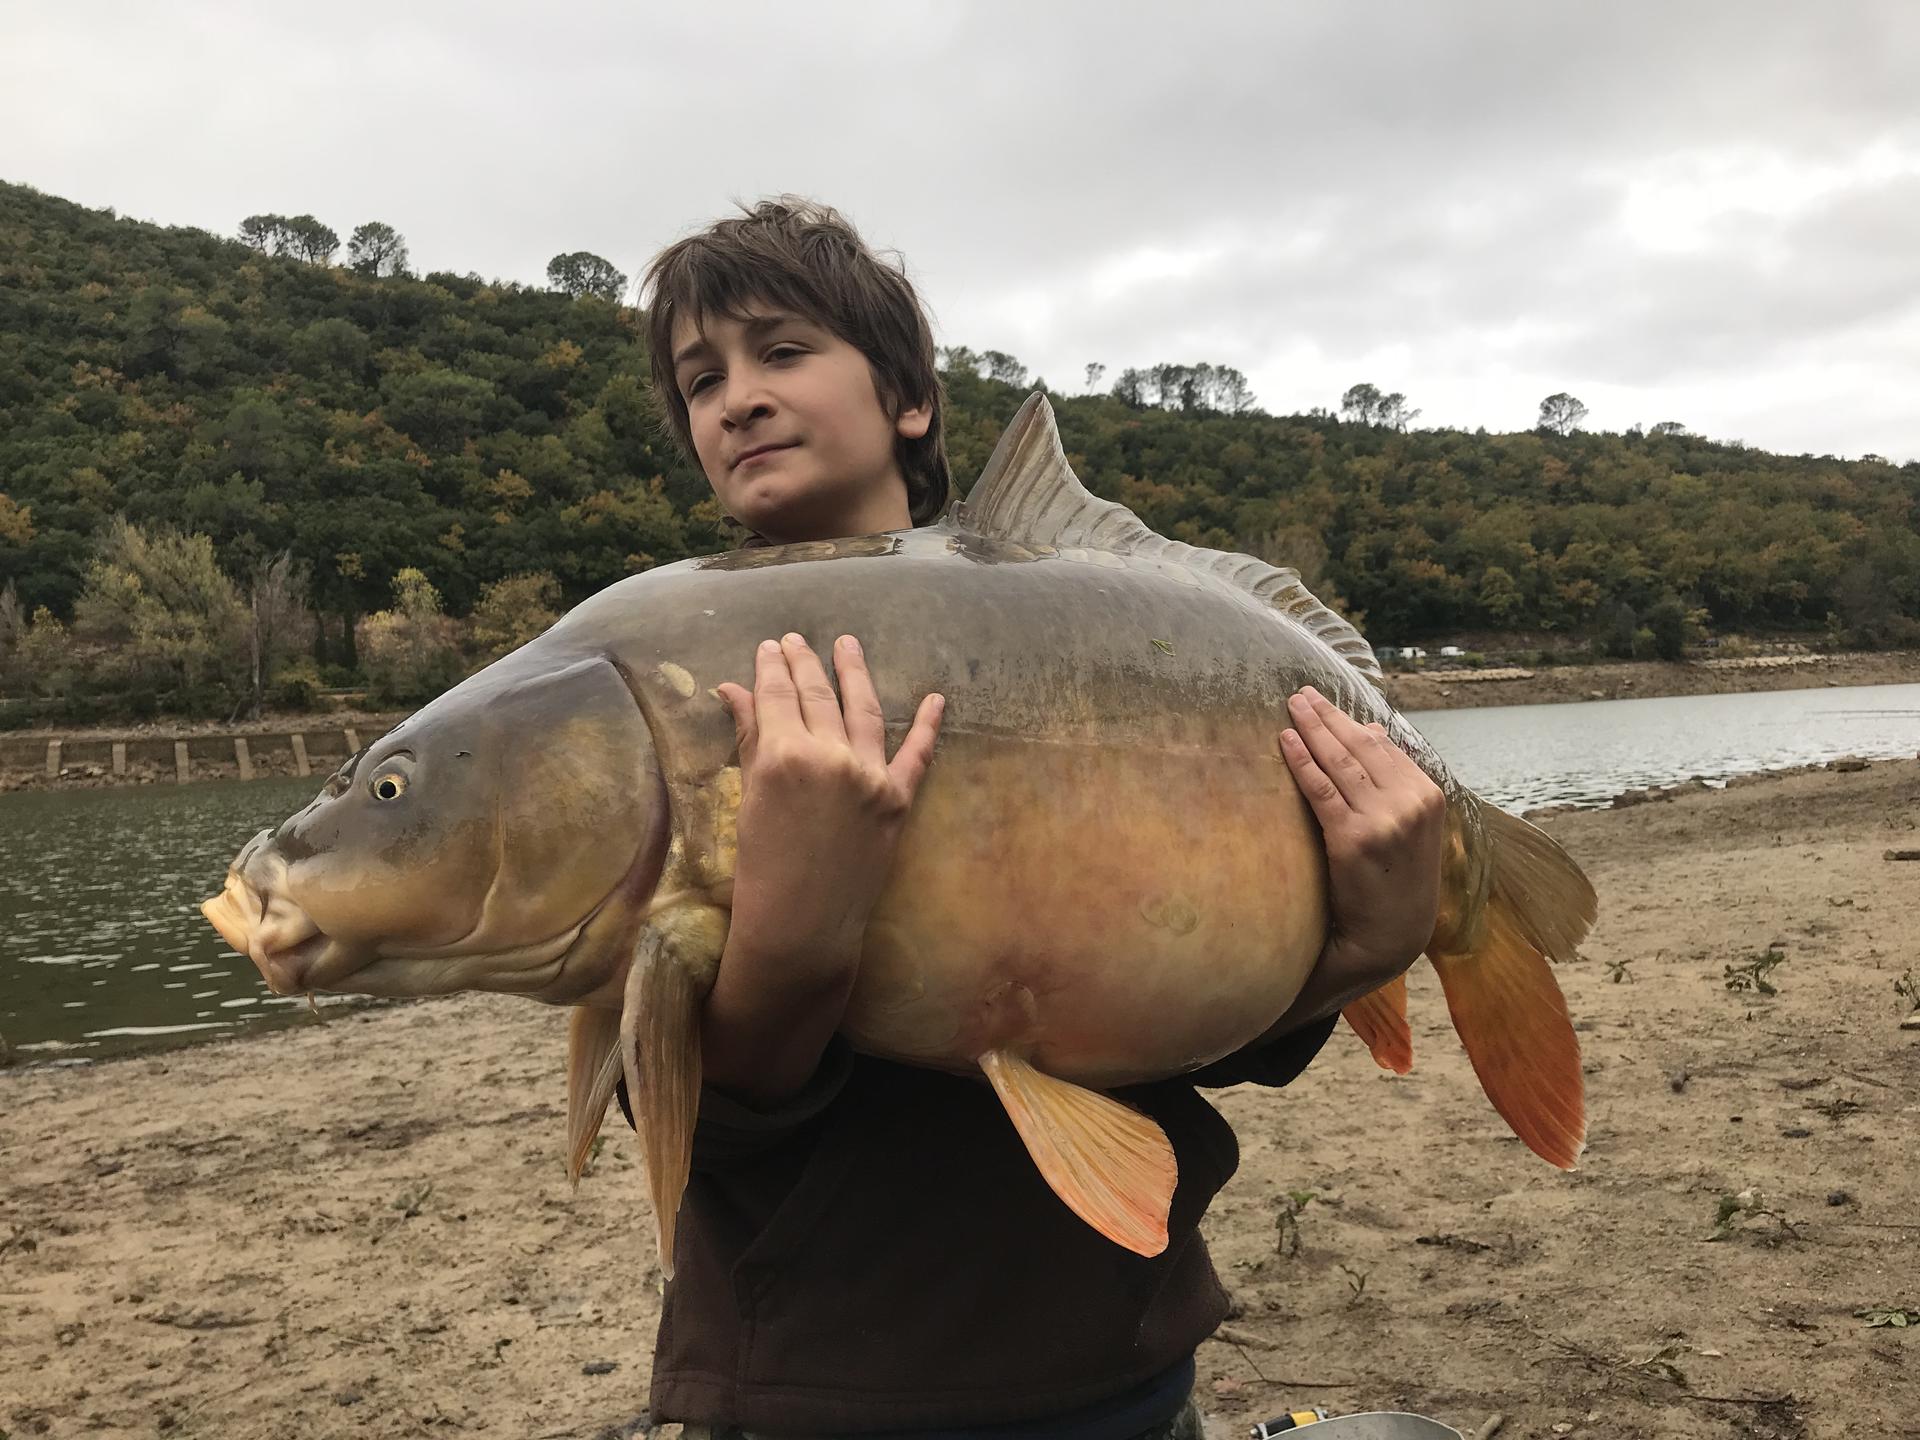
[1407, 681, 1920, 811]
[0, 776, 335, 1063]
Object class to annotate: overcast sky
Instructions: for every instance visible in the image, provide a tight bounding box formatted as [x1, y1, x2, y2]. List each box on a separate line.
[6, 2, 1918, 460]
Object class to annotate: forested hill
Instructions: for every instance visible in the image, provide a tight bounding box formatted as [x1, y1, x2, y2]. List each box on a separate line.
[3, 178, 1917, 673]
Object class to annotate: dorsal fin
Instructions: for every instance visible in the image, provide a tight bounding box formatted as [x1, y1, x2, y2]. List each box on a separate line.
[954, 393, 1383, 681]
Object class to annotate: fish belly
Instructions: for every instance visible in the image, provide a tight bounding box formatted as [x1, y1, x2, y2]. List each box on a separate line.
[841, 729, 1329, 1087]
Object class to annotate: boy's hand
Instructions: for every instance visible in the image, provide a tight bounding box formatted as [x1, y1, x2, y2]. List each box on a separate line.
[703, 633, 943, 1102]
[1274, 686, 1446, 1025]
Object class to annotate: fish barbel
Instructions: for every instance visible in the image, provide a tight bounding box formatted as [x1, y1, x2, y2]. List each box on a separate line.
[203, 396, 1596, 1271]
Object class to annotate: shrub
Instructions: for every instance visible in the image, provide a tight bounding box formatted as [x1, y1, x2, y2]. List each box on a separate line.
[357, 568, 463, 706]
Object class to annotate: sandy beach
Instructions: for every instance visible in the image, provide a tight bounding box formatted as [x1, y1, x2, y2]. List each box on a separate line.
[3, 761, 1918, 1440]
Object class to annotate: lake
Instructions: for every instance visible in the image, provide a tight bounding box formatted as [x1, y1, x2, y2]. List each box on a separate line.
[2, 682, 1916, 1063]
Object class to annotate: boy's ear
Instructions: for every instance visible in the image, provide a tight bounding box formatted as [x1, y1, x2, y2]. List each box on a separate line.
[894, 398, 933, 442]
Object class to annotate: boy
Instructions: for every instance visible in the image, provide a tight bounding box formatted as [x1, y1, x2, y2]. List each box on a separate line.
[624, 198, 1445, 1439]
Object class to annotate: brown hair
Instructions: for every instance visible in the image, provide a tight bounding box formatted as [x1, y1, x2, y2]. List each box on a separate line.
[643, 197, 951, 527]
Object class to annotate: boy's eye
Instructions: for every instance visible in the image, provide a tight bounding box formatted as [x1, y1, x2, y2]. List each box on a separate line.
[766, 343, 806, 362]
[685, 372, 718, 398]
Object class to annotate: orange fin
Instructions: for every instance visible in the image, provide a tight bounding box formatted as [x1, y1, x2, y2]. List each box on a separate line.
[620, 904, 727, 1281]
[565, 1007, 623, 1185]
[1343, 973, 1413, 1074]
[979, 1049, 1176, 1257]
[1426, 801, 1594, 1170]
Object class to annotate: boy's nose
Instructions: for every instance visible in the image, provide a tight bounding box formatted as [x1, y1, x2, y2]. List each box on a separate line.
[721, 377, 775, 428]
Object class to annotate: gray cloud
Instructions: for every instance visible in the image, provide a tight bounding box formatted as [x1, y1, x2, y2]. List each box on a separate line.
[3, 0, 1918, 457]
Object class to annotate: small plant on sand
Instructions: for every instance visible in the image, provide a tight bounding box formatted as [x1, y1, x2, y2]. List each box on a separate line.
[1724, 945, 1787, 996]
[1622, 1341, 1691, 1386]
[1896, 970, 1920, 1015]
[1709, 1188, 1803, 1244]
[391, 1182, 434, 1218]
[1855, 1306, 1918, 1328]
[1274, 1190, 1316, 1257]
[1336, 1263, 1372, 1305]
[1604, 956, 1635, 984]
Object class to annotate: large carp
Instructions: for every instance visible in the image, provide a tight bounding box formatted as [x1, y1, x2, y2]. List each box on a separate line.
[203, 396, 1595, 1270]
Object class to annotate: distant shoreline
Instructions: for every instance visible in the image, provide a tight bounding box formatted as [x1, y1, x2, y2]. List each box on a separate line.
[1382, 646, 1919, 712]
[3, 650, 1916, 792]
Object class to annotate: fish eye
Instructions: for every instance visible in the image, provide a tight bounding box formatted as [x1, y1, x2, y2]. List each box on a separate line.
[370, 773, 408, 802]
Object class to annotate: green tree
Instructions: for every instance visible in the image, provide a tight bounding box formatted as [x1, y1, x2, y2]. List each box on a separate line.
[1477, 565, 1524, 625]
[288, 316, 371, 380]
[283, 215, 339, 264]
[467, 571, 561, 662]
[1642, 595, 1691, 660]
[357, 568, 461, 704]
[1341, 383, 1417, 429]
[1538, 393, 1589, 436]
[238, 213, 289, 252]
[71, 519, 250, 710]
[347, 221, 409, 277]
[546, 251, 628, 302]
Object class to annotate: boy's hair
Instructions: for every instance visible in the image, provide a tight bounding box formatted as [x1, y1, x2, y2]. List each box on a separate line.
[643, 197, 951, 526]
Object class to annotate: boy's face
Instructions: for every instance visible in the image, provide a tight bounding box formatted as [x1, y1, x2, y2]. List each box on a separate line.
[669, 305, 931, 544]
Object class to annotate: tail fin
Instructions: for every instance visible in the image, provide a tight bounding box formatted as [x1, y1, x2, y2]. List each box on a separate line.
[1429, 803, 1596, 1170]
[1343, 973, 1413, 1074]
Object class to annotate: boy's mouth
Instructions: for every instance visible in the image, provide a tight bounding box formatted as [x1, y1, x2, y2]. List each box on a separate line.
[733, 441, 797, 470]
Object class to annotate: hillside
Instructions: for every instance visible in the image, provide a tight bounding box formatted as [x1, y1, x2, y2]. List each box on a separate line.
[2, 179, 1917, 716]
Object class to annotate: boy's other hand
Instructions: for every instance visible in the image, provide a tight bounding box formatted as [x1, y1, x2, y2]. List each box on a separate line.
[705, 633, 943, 1102]
[1276, 686, 1445, 1021]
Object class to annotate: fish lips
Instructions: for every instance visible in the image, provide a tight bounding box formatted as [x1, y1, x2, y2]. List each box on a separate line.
[201, 831, 369, 997]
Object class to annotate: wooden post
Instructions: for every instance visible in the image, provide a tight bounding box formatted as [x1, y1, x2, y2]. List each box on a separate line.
[174, 741, 191, 784]
[234, 737, 254, 781]
[290, 733, 311, 776]
[112, 741, 127, 776]
[45, 740, 61, 778]
[344, 727, 361, 755]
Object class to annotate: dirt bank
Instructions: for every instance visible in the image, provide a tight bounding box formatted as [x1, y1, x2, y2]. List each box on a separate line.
[3, 762, 1918, 1438]
[1382, 649, 1920, 711]
[0, 711, 407, 792]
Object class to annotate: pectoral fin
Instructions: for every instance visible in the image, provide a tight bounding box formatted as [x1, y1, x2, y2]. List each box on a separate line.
[979, 1049, 1176, 1258]
[621, 903, 728, 1279]
[565, 1007, 623, 1185]
[1343, 973, 1413, 1074]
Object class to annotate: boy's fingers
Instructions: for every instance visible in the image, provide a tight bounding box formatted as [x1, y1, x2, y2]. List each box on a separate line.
[1279, 727, 1347, 824]
[1361, 720, 1420, 781]
[887, 693, 946, 799]
[1287, 690, 1374, 807]
[750, 639, 803, 740]
[833, 635, 888, 761]
[1302, 688, 1398, 788]
[781, 633, 847, 739]
[715, 681, 757, 759]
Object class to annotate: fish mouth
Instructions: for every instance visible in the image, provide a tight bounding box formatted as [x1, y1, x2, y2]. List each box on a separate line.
[200, 830, 617, 1004]
[201, 831, 363, 996]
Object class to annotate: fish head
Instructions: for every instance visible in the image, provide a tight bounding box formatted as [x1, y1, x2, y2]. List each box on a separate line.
[202, 653, 670, 1005]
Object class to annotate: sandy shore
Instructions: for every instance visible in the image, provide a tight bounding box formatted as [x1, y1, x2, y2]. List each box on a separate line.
[1381, 648, 1920, 712]
[4, 762, 1918, 1439]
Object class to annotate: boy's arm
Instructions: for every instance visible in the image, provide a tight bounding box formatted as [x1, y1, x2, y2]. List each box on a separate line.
[1193, 687, 1446, 1087]
[701, 633, 944, 1107]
